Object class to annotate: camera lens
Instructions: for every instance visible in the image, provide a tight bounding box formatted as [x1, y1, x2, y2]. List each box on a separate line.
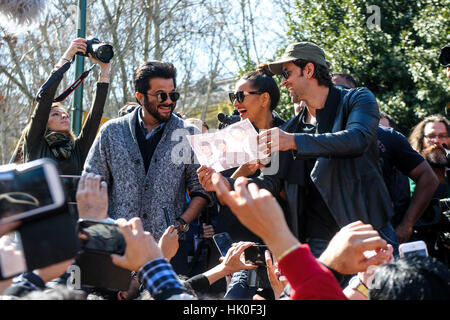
[95, 44, 114, 63]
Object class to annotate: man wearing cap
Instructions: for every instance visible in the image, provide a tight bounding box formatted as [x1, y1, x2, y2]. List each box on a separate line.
[202, 42, 397, 258]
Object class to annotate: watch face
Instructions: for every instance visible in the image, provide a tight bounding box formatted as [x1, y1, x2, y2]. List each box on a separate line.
[349, 276, 360, 289]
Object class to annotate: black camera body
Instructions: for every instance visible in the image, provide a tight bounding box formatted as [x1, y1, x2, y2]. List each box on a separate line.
[218, 110, 241, 129]
[79, 37, 114, 63]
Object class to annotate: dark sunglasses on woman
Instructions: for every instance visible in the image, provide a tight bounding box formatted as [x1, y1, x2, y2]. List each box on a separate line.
[228, 91, 264, 104]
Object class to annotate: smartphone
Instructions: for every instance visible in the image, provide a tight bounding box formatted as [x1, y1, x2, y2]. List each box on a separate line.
[213, 232, 234, 257]
[244, 244, 271, 267]
[77, 219, 126, 255]
[0, 159, 66, 224]
[163, 207, 171, 228]
[60, 175, 81, 205]
[0, 231, 26, 280]
[76, 219, 131, 291]
[399, 240, 428, 258]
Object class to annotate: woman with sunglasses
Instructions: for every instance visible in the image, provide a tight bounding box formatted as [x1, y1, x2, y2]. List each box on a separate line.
[227, 63, 285, 178]
[201, 64, 286, 299]
[21, 38, 110, 175]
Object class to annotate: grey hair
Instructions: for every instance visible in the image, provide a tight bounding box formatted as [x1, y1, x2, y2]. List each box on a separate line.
[0, 0, 46, 30]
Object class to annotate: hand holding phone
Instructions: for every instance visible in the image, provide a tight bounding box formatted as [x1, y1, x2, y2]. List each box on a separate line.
[0, 159, 65, 224]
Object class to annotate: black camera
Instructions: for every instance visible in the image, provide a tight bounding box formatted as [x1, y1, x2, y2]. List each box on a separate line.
[79, 37, 114, 63]
[439, 46, 450, 67]
[218, 110, 241, 129]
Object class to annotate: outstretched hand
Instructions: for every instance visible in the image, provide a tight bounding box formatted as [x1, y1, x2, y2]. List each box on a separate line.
[111, 218, 163, 271]
[158, 225, 179, 261]
[318, 221, 390, 275]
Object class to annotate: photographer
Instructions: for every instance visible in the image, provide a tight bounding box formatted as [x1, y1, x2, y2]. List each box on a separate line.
[22, 38, 111, 175]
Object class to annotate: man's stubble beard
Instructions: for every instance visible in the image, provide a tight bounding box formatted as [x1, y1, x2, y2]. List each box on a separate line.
[143, 96, 175, 123]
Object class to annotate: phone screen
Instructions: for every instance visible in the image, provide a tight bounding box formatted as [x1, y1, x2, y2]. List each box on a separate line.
[244, 245, 269, 266]
[0, 231, 26, 279]
[78, 221, 126, 255]
[403, 249, 428, 257]
[213, 232, 233, 257]
[0, 167, 54, 220]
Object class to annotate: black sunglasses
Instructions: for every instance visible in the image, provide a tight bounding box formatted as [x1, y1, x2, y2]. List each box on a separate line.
[281, 69, 289, 80]
[228, 91, 264, 104]
[146, 91, 180, 103]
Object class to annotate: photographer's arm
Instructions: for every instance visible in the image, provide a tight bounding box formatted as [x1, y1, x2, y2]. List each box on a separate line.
[24, 39, 86, 152]
[76, 55, 110, 159]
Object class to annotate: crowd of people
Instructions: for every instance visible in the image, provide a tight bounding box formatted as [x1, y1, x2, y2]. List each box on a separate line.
[0, 37, 449, 301]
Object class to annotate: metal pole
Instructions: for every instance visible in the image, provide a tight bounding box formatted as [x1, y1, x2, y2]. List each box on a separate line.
[71, 0, 87, 135]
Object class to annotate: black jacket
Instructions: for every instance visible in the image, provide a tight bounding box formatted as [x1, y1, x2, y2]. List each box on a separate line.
[252, 86, 394, 238]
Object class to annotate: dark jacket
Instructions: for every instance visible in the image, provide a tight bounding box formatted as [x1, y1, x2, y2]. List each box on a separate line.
[23, 71, 109, 175]
[252, 86, 394, 238]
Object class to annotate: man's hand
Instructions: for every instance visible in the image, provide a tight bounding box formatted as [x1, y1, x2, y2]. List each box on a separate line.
[395, 222, 413, 243]
[76, 172, 108, 221]
[111, 218, 163, 271]
[202, 223, 215, 239]
[197, 165, 226, 192]
[318, 221, 390, 274]
[158, 225, 179, 261]
[257, 127, 297, 155]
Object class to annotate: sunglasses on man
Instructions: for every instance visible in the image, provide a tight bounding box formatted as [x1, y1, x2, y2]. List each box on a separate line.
[146, 92, 180, 103]
[228, 91, 264, 104]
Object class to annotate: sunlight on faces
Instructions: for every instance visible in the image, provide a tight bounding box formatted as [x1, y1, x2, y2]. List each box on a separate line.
[138, 77, 176, 123]
[47, 106, 71, 133]
[233, 79, 266, 121]
[423, 122, 449, 149]
[281, 61, 308, 101]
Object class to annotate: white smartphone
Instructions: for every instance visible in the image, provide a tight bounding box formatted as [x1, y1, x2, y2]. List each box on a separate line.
[0, 159, 66, 224]
[399, 240, 429, 258]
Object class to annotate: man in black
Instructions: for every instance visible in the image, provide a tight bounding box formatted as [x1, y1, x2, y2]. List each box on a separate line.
[333, 74, 439, 244]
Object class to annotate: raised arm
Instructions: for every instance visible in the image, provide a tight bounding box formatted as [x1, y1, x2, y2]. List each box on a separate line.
[76, 54, 111, 160]
[25, 39, 87, 149]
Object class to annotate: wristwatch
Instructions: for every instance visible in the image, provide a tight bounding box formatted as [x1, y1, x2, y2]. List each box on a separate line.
[349, 275, 369, 298]
[176, 217, 190, 233]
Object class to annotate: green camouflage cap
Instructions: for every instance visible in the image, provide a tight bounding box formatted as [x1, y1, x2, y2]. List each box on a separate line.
[268, 42, 329, 75]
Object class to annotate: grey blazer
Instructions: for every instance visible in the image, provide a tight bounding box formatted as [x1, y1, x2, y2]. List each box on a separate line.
[83, 108, 211, 240]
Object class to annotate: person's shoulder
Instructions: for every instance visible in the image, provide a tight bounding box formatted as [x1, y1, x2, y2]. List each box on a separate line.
[338, 86, 376, 104]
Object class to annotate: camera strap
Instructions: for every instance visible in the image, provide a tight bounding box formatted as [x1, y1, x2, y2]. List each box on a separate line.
[53, 65, 96, 102]
[35, 61, 96, 102]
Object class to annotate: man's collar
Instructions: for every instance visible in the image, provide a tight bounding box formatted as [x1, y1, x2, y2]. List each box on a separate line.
[316, 86, 340, 134]
[137, 107, 166, 139]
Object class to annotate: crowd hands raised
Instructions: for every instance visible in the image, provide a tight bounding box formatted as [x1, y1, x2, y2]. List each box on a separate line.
[1, 172, 448, 300]
[1, 39, 450, 301]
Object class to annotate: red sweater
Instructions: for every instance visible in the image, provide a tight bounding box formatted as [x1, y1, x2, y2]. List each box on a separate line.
[278, 244, 347, 300]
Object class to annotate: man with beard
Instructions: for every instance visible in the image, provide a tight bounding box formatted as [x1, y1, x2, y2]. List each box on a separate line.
[409, 115, 450, 200]
[83, 61, 211, 274]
